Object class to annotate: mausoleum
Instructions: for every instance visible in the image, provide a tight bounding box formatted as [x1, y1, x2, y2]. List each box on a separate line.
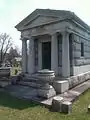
[15, 9, 90, 78]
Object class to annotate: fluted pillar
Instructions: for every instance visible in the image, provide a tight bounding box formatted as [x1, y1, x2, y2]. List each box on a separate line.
[62, 32, 70, 77]
[28, 37, 34, 74]
[51, 33, 58, 74]
[22, 38, 27, 73]
[38, 42, 42, 70]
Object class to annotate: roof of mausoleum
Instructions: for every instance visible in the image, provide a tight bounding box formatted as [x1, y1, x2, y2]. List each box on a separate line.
[15, 9, 90, 31]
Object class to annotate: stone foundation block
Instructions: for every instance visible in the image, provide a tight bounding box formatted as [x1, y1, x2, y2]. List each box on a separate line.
[53, 80, 69, 93]
[37, 85, 56, 98]
[52, 96, 63, 112]
[68, 71, 90, 89]
[61, 101, 72, 114]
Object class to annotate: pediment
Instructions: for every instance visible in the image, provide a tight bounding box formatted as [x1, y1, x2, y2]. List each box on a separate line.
[24, 15, 59, 29]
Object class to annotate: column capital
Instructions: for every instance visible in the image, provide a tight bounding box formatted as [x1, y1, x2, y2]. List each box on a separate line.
[29, 36, 34, 40]
[61, 31, 69, 36]
[20, 34, 32, 40]
[49, 31, 57, 36]
[61, 27, 70, 35]
[20, 37, 27, 41]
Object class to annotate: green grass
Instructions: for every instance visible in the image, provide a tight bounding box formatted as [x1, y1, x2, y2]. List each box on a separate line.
[0, 89, 90, 120]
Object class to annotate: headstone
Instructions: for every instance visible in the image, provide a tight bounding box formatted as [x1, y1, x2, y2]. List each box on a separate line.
[61, 101, 72, 114]
[52, 96, 63, 112]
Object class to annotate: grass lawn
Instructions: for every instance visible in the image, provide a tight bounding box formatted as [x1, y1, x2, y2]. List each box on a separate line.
[0, 89, 90, 120]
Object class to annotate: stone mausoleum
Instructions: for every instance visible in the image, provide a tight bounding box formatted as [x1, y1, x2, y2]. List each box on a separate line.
[15, 9, 90, 95]
[15, 9, 90, 77]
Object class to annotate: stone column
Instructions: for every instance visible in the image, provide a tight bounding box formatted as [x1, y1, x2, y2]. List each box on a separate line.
[38, 41, 42, 70]
[62, 32, 70, 77]
[28, 37, 34, 74]
[22, 38, 27, 73]
[51, 33, 58, 74]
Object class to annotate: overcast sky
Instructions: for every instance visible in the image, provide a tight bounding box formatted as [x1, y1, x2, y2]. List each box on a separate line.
[0, 0, 90, 50]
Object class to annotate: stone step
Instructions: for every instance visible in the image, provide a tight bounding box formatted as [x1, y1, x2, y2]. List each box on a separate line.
[18, 81, 45, 88]
[0, 80, 11, 87]
[5, 85, 38, 100]
[22, 76, 39, 82]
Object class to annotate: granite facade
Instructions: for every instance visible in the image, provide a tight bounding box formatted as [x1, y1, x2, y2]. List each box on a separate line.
[73, 34, 90, 66]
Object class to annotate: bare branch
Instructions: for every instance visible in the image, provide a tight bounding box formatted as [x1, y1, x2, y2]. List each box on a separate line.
[0, 33, 12, 65]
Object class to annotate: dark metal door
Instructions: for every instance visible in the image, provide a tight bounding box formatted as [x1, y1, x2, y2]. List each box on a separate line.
[42, 42, 51, 69]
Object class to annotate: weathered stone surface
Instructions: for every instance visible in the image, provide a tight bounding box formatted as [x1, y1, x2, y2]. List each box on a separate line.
[68, 76, 78, 88]
[68, 71, 90, 89]
[0, 81, 10, 87]
[18, 81, 43, 88]
[37, 69, 55, 83]
[61, 101, 72, 114]
[53, 80, 69, 93]
[85, 73, 90, 80]
[5, 80, 90, 107]
[37, 85, 56, 98]
[33, 69, 56, 98]
[0, 67, 10, 77]
[52, 96, 63, 112]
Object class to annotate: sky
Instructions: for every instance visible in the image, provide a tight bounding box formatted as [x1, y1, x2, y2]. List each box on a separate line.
[0, 0, 90, 51]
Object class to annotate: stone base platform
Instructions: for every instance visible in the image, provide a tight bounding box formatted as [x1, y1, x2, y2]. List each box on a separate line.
[8, 71, 90, 107]
[23, 71, 90, 92]
[4, 80, 90, 107]
[41, 80, 90, 106]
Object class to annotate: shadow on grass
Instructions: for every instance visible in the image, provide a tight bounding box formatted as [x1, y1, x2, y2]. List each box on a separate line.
[0, 91, 40, 110]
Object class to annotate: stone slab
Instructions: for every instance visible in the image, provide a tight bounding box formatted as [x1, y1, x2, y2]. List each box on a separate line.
[5, 85, 38, 99]
[0, 81, 10, 87]
[37, 86, 56, 98]
[67, 71, 90, 89]
[61, 101, 72, 114]
[53, 80, 69, 93]
[18, 81, 43, 88]
[52, 96, 63, 112]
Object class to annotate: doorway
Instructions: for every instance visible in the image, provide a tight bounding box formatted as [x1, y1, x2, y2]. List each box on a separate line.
[42, 42, 51, 69]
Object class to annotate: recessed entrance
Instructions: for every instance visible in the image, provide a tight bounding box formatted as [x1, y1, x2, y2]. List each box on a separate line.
[42, 42, 51, 70]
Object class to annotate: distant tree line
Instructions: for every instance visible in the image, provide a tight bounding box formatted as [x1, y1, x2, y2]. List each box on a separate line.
[0, 33, 21, 67]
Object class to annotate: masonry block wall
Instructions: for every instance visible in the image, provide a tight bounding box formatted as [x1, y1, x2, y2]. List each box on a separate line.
[73, 33, 90, 75]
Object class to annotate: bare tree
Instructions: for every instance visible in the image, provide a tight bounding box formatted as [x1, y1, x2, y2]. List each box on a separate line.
[7, 46, 21, 63]
[0, 33, 12, 66]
